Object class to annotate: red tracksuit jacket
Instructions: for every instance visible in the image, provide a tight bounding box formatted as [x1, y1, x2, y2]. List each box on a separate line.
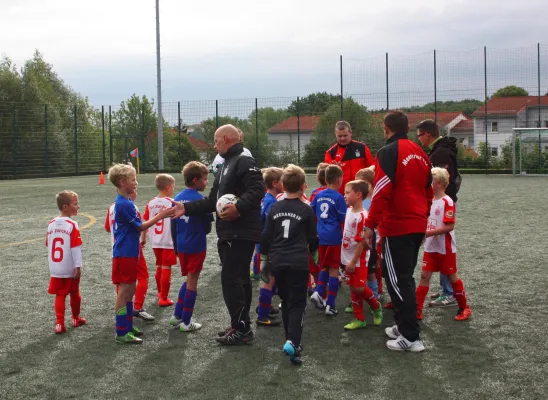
[365, 133, 433, 237]
[325, 140, 374, 195]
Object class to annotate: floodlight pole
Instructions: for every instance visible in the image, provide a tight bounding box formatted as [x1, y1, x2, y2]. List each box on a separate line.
[156, 0, 164, 170]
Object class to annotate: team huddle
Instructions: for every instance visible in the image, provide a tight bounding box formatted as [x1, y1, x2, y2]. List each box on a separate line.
[46, 111, 471, 364]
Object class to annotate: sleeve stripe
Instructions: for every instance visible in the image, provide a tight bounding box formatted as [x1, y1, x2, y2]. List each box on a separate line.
[372, 176, 390, 198]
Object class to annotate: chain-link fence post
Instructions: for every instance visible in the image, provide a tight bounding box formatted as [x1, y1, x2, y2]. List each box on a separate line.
[141, 103, 146, 172]
[44, 104, 49, 177]
[385, 53, 389, 110]
[340, 55, 344, 119]
[177, 101, 182, 162]
[101, 106, 106, 172]
[538, 43, 542, 167]
[297, 96, 301, 165]
[434, 49, 437, 123]
[12, 104, 17, 176]
[74, 105, 78, 174]
[109, 106, 113, 166]
[215, 100, 219, 129]
[255, 98, 259, 165]
[484, 46, 488, 173]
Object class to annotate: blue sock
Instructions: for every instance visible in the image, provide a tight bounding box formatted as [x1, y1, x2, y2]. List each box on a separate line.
[327, 277, 339, 308]
[115, 307, 128, 336]
[182, 290, 197, 325]
[367, 279, 379, 299]
[316, 270, 329, 297]
[174, 281, 187, 319]
[126, 301, 134, 332]
[258, 288, 273, 320]
[253, 252, 260, 275]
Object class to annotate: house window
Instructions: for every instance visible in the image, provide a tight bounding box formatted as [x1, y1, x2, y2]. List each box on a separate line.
[271, 140, 279, 148]
[491, 147, 498, 156]
[544, 120, 548, 128]
[491, 122, 498, 132]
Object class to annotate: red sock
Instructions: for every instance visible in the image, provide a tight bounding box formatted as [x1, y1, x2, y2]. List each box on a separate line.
[351, 291, 364, 321]
[54, 295, 66, 324]
[155, 267, 162, 292]
[350, 292, 365, 321]
[160, 268, 172, 300]
[416, 285, 429, 312]
[134, 278, 149, 310]
[375, 266, 383, 294]
[451, 279, 468, 310]
[362, 286, 380, 310]
[69, 293, 81, 317]
[308, 273, 312, 289]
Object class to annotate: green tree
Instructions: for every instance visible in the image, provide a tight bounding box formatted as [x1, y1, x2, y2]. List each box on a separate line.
[111, 94, 199, 171]
[492, 85, 529, 98]
[0, 51, 98, 177]
[288, 92, 341, 116]
[401, 99, 484, 116]
[302, 98, 382, 168]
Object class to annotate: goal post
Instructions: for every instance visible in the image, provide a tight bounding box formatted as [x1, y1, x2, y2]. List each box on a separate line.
[512, 128, 548, 176]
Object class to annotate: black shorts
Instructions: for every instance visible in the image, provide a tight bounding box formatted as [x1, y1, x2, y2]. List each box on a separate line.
[367, 230, 378, 270]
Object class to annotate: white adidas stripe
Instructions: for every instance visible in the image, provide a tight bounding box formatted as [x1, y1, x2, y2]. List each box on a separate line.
[385, 238, 403, 301]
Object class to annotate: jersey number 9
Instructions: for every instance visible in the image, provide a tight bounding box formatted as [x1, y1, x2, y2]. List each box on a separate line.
[155, 219, 164, 235]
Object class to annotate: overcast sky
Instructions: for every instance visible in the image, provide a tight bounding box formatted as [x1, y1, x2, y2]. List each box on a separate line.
[1, 0, 547, 106]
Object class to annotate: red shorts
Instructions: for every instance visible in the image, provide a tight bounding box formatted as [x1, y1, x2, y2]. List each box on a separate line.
[178, 251, 206, 276]
[112, 257, 139, 284]
[153, 248, 177, 267]
[422, 252, 457, 275]
[345, 266, 368, 289]
[308, 254, 320, 275]
[137, 248, 149, 280]
[318, 245, 341, 269]
[48, 277, 80, 295]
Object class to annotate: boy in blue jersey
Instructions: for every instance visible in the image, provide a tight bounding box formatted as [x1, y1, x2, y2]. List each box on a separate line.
[169, 162, 214, 332]
[309, 165, 347, 316]
[255, 167, 284, 326]
[108, 163, 173, 344]
[308, 162, 328, 203]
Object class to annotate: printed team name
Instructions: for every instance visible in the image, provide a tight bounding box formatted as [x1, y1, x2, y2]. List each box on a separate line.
[149, 204, 169, 210]
[402, 154, 428, 166]
[316, 197, 335, 205]
[47, 229, 71, 236]
[273, 212, 302, 221]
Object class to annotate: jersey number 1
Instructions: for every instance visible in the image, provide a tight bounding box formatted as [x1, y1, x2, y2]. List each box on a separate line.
[52, 237, 64, 262]
[282, 219, 290, 239]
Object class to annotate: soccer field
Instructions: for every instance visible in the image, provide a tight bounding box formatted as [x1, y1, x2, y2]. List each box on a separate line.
[0, 174, 546, 400]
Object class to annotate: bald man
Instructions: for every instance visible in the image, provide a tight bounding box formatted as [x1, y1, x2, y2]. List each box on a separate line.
[173, 125, 265, 345]
[210, 129, 252, 175]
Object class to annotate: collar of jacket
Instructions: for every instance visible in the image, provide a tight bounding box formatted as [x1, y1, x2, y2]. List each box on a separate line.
[386, 132, 408, 144]
[222, 143, 244, 160]
[428, 136, 442, 151]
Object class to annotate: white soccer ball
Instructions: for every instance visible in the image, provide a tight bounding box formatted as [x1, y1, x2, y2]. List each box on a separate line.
[216, 194, 238, 214]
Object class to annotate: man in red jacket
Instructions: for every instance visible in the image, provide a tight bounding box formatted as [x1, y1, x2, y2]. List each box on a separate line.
[324, 121, 374, 194]
[363, 111, 433, 353]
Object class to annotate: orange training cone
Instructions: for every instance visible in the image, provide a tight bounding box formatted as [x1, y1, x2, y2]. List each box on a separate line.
[99, 172, 105, 185]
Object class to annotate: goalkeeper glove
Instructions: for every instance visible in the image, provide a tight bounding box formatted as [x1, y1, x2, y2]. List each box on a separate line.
[311, 250, 319, 265]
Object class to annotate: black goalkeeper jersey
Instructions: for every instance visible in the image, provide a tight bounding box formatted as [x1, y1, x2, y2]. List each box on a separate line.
[260, 198, 318, 270]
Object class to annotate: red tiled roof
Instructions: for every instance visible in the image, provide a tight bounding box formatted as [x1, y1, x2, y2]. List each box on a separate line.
[471, 96, 548, 117]
[187, 135, 210, 152]
[451, 119, 474, 133]
[372, 111, 468, 129]
[268, 116, 321, 133]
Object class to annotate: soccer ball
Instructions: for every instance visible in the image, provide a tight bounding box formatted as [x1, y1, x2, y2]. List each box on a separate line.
[216, 194, 238, 214]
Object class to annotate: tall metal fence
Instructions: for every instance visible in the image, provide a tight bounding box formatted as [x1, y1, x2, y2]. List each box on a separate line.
[1, 44, 548, 179]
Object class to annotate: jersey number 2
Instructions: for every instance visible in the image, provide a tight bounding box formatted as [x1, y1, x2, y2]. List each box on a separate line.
[52, 237, 64, 262]
[320, 203, 329, 219]
[281, 219, 290, 239]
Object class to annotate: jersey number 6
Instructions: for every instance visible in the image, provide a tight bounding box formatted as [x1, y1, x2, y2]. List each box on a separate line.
[52, 237, 64, 262]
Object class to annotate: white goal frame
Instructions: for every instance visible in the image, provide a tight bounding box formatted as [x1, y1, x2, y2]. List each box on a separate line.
[512, 128, 548, 176]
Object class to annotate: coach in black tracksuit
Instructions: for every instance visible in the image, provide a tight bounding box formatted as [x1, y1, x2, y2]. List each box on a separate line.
[363, 112, 433, 352]
[173, 125, 265, 345]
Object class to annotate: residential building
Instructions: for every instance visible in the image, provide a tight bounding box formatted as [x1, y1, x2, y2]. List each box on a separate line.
[471, 96, 548, 156]
[267, 116, 321, 153]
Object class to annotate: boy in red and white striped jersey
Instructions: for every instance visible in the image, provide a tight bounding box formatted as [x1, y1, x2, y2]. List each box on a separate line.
[46, 191, 86, 334]
[143, 174, 177, 307]
[416, 167, 472, 321]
